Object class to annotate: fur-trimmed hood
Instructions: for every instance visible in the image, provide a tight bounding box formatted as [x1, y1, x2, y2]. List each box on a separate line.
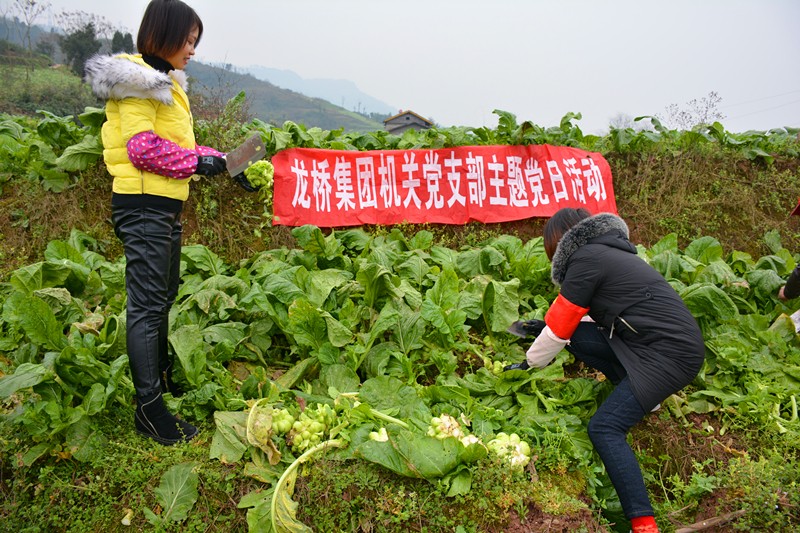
[84, 54, 188, 105]
[550, 213, 631, 285]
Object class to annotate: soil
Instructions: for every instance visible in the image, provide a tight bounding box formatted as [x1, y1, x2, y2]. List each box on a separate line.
[498, 504, 611, 532]
[482, 410, 755, 533]
[631, 413, 753, 533]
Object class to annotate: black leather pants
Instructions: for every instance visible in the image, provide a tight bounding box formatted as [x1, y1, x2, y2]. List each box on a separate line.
[112, 205, 182, 399]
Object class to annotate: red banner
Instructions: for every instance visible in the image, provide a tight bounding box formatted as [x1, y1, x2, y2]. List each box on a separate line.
[272, 145, 616, 227]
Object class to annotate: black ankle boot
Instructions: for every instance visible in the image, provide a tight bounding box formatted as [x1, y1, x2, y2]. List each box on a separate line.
[160, 362, 185, 397]
[134, 392, 198, 445]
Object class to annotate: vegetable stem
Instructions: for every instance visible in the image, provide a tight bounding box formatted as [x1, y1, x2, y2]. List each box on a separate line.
[270, 439, 345, 531]
[369, 408, 410, 429]
[337, 392, 410, 429]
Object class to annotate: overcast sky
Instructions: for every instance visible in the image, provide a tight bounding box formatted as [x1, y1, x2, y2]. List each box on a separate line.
[32, 0, 800, 133]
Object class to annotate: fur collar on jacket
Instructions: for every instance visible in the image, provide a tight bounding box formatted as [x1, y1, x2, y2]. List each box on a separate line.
[84, 54, 188, 105]
[550, 213, 630, 285]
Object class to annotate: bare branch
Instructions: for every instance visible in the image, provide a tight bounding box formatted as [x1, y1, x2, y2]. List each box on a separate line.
[54, 9, 114, 40]
[11, 0, 50, 57]
[658, 91, 726, 130]
[674, 509, 747, 532]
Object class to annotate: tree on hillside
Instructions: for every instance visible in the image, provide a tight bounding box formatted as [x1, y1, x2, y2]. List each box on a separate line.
[122, 32, 134, 52]
[111, 30, 134, 53]
[59, 21, 100, 75]
[34, 31, 54, 56]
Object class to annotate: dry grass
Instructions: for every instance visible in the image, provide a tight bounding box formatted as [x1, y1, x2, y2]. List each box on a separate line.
[611, 150, 800, 256]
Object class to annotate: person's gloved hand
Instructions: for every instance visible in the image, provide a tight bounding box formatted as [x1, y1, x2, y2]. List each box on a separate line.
[503, 360, 530, 372]
[195, 155, 226, 177]
[507, 319, 546, 338]
[233, 173, 257, 192]
[520, 319, 546, 337]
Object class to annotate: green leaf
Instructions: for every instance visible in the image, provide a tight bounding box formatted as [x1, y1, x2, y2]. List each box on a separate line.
[389, 302, 425, 356]
[320, 364, 361, 394]
[445, 466, 474, 497]
[695, 260, 737, 285]
[356, 429, 461, 479]
[170, 325, 208, 387]
[202, 322, 248, 347]
[482, 279, 520, 332]
[361, 376, 431, 425]
[323, 312, 353, 348]
[685, 236, 724, 264]
[745, 269, 784, 296]
[299, 269, 352, 307]
[650, 250, 688, 281]
[763, 229, 784, 254]
[395, 254, 431, 288]
[260, 270, 305, 306]
[81, 382, 107, 416]
[179, 288, 238, 322]
[459, 441, 488, 464]
[455, 246, 506, 277]
[356, 261, 401, 309]
[287, 298, 328, 350]
[44, 239, 86, 264]
[8, 261, 71, 294]
[0, 363, 52, 397]
[151, 462, 199, 524]
[210, 411, 249, 464]
[421, 267, 469, 342]
[292, 225, 345, 263]
[65, 415, 107, 462]
[77, 107, 106, 130]
[275, 358, 318, 390]
[55, 346, 111, 390]
[365, 303, 400, 347]
[104, 354, 130, 401]
[55, 134, 103, 171]
[182, 245, 228, 276]
[680, 283, 738, 324]
[39, 167, 72, 192]
[361, 342, 398, 378]
[21, 443, 52, 466]
[242, 489, 275, 533]
[648, 233, 679, 256]
[3, 292, 66, 351]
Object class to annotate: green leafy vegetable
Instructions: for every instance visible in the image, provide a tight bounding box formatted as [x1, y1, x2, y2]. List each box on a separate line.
[144, 462, 200, 525]
[244, 159, 274, 191]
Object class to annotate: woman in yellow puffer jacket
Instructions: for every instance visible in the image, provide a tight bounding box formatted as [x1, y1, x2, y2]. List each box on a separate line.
[84, 0, 229, 445]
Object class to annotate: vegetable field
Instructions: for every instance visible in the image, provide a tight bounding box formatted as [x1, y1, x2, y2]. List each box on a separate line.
[1, 105, 800, 532]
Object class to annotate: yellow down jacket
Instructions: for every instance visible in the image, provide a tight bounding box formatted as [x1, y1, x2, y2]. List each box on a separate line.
[84, 53, 197, 201]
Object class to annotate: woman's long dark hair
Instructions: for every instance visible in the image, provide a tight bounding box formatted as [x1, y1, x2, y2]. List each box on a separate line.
[136, 0, 203, 58]
[543, 208, 592, 260]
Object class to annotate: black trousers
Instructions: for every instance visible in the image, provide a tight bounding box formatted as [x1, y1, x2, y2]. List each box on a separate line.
[112, 205, 182, 398]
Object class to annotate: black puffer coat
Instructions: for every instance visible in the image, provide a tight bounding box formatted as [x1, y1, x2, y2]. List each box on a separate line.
[551, 213, 706, 411]
[783, 264, 800, 299]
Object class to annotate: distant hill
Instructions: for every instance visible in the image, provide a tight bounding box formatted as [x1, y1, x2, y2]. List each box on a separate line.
[240, 64, 396, 117]
[186, 62, 385, 132]
[0, 16, 386, 132]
